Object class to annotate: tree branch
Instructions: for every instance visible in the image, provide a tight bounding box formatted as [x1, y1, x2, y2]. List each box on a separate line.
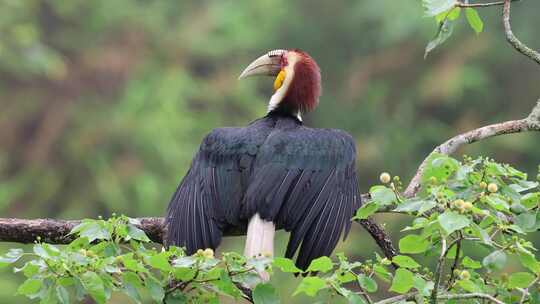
[357, 218, 397, 259]
[404, 99, 540, 197]
[503, 0, 540, 65]
[376, 292, 505, 304]
[0, 216, 399, 261]
[0, 217, 165, 244]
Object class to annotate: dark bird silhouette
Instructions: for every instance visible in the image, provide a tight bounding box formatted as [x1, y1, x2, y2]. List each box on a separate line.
[165, 49, 361, 272]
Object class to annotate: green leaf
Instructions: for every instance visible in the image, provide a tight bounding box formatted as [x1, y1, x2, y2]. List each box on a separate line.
[173, 267, 197, 281]
[354, 203, 378, 220]
[126, 224, 151, 242]
[484, 194, 510, 211]
[519, 252, 540, 273]
[515, 213, 537, 232]
[424, 20, 454, 57]
[447, 7, 461, 20]
[56, 285, 70, 304]
[423, 0, 458, 17]
[399, 234, 430, 254]
[465, 8, 483, 34]
[17, 278, 42, 296]
[369, 186, 397, 206]
[373, 264, 392, 282]
[253, 283, 280, 304]
[421, 153, 459, 181]
[0, 248, 24, 267]
[164, 292, 188, 304]
[392, 255, 421, 269]
[273, 257, 301, 273]
[122, 255, 147, 273]
[15, 261, 40, 278]
[390, 268, 414, 294]
[122, 272, 143, 303]
[358, 274, 378, 293]
[521, 193, 540, 209]
[172, 256, 196, 268]
[458, 279, 481, 293]
[337, 271, 356, 283]
[471, 223, 492, 245]
[413, 275, 434, 296]
[306, 256, 333, 273]
[394, 199, 436, 215]
[436, 7, 461, 23]
[71, 221, 111, 242]
[214, 270, 241, 298]
[33, 244, 52, 259]
[438, 211, 470, 235]
[508, 272, 536, 289]
[483, 250, 507, 272]
[147, 276, 165, 303]
[347, 293, 367, 304]
[462, 256, 482, 269]
[147, 252, 172, 272]
[293, 277, 326, 297]
[80, 271, 107, 304]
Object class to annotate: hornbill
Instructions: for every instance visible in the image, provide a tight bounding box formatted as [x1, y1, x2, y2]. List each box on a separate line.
[165, 49, 360, 271]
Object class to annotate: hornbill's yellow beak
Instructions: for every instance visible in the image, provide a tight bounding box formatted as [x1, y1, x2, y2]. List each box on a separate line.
[238, 49, 286, 79]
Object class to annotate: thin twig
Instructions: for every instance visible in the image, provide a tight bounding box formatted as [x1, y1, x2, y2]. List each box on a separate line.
[447, 236, 462, 289]
[376, 291, 505, 304]
[430, 237, 447, 304]
[502, 0, 540, 65]
[456, 0, 521, 8]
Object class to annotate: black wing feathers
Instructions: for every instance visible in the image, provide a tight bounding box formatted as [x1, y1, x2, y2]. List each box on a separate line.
[244, 118, 360, 270]
[166, 115, 360, 270]
[166, 119, 274, 254]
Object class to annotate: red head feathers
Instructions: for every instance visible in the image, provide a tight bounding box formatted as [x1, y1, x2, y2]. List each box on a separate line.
[281, 50, 321, 113]
[238, 49, 322, 117]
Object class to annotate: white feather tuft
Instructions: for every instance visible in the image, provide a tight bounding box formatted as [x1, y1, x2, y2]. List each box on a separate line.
[244, 213, 275, 282]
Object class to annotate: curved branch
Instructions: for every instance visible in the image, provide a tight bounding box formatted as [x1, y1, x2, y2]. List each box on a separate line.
[503, 0, 540, 65]
[404, 99, 540, 197]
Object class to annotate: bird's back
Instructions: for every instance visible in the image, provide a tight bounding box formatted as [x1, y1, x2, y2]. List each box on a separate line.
[166, 112, 360, 269]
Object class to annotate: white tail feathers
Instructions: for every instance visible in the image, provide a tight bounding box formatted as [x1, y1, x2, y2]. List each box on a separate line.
[244, 213, 275, 282]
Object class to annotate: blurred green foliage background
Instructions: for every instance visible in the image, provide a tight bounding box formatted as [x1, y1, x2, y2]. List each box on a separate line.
[0, 0, 539, 302]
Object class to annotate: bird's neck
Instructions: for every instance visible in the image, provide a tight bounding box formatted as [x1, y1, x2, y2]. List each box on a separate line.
[267, 106, 303, 123]
[267, 82, 304, 122]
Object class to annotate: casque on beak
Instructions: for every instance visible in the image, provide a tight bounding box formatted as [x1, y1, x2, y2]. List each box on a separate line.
[238, 50, 286, 80]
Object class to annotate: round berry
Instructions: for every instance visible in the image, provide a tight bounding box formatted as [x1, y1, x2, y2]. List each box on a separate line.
[203, 248, 214, 258]
[380, 172, 391, 184]
[488, 183, 498, 193]
[453, 199, 465, 209]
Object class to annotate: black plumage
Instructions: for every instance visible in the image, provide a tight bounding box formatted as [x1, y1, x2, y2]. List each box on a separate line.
[165, 111, 360, 269]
